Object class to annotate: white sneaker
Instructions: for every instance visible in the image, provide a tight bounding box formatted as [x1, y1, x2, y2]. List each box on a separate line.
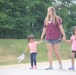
[45, 66, 53, 70]
[59, 63, 63, 69]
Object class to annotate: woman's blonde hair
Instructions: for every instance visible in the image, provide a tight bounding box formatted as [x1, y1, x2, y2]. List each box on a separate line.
[45, 6, 59, 26]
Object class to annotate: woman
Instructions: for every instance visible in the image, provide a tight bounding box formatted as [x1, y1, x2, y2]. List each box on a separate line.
[41, 6, 66, 70]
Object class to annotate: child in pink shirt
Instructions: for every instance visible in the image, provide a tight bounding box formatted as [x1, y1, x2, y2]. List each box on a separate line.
[24, 35, 42, 69]
[66, 26, 76, 70]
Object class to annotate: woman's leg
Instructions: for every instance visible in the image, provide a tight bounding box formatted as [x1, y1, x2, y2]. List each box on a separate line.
[53, 43, 62, 69]
[46, 43, 53, 67]
[53, 43, 61, 63]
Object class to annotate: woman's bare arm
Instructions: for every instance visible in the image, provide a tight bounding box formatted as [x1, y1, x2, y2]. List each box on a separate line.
[41, 27, 46, 40]
[58, 25, 66, 41]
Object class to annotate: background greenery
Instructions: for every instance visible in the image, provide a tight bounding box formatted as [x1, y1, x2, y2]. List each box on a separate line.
[0, 0, 76, 39]
[0, 39, 71, 66]
[0, 0, 76, 66]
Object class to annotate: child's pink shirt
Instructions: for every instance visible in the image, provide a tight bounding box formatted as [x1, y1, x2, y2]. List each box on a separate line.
[70, 35, 76, 51]
[28, 41, 38, 53]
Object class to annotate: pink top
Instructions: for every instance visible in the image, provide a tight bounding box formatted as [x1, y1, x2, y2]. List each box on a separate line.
[28, 41, 38, 53]
[44, 16, 62, 40]
[70, 35, 76, 51]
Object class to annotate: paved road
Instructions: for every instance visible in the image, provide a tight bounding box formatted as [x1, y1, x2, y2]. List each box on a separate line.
[0, 60, 76, 75]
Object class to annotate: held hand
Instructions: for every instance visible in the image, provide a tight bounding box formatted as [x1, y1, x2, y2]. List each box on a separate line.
[40, 39, 44, 42]
[62, 36, 66, 41]
[41, 36, 44, 41]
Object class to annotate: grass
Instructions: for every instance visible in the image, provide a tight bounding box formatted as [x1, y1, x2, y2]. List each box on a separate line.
[0, 39, 71, 66]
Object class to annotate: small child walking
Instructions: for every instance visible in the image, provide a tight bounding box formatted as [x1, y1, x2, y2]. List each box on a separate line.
[24, 35, 42, 69]
[66, 26, 76, 70]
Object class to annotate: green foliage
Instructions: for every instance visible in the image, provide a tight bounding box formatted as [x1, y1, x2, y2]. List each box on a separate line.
[55, 0, 76, 39]
[0, 0, 76, 39]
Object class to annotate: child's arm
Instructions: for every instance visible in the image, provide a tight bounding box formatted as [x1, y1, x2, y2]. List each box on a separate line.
[24, 46, 29, 53]
[37, 40, 43, 44]
[65, 39, 72, 44]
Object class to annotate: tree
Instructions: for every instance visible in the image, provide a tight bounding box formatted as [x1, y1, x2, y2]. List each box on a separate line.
[0, 0, 76, 39]
[53, 0, 76, 38]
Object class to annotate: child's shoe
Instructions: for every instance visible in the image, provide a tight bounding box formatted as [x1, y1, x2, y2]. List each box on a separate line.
[69, 66, 75, 70]
[33, 65, 37, 69]
[30, 66, 33, 69]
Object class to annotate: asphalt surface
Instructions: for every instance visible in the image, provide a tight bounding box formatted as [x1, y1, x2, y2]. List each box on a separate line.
[0, 60, 76, 75]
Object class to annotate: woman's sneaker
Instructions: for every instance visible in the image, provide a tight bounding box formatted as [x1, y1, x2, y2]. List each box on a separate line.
[45, 66, 53, 70]
[69, 66, 75, 70]
[59, 63, 63, 69]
